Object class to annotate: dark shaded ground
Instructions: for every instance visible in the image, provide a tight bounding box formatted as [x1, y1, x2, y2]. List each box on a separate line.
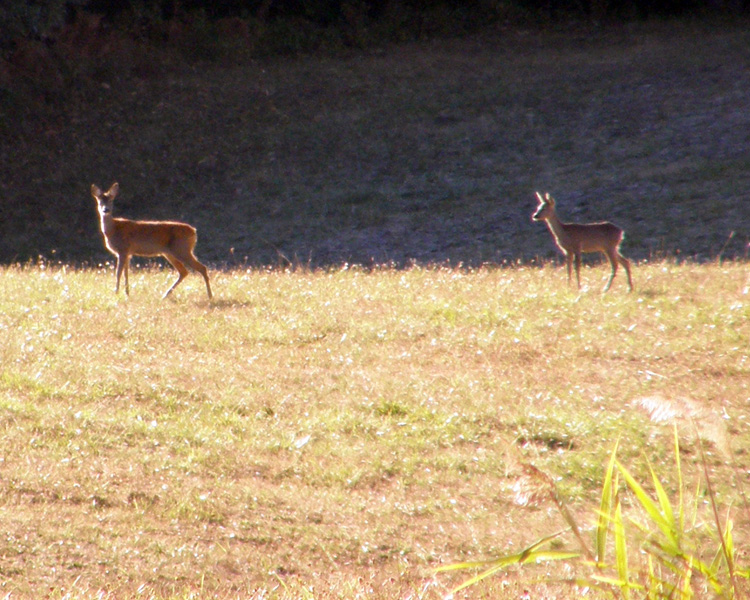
[2, 19, 750, 268]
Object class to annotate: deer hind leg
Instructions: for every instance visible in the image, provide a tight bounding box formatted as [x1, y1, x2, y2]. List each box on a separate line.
[617, 252, 633, 291]
[183, 252, 212, 299]
[162, 254, 189, 299]
[574, 252, 582, 289]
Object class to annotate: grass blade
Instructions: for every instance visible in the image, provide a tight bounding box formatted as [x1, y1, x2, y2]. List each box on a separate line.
[436, 530, 566, 573]
[693, 422, 739, 595]
[648, 459, 679, 550]
[617, 460, 673, 540]
[646, 554, 660, 600]
[723, 511, 735, 572]
[596, 439, 620, 566]
[437, 531, 580, 594]
[447, 548, 582, 593]
[680, 555, 694, 600]
[613, 498, 631, 600]
[673, 425, 685, 536]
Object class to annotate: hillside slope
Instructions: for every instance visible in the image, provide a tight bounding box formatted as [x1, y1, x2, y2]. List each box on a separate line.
[2, 21, 749, 267]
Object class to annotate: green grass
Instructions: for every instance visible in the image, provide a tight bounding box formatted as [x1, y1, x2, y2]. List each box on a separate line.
[0, 261, 748, 598]
[441, 429, 750, 599]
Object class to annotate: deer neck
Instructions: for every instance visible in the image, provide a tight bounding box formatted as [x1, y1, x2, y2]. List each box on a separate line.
[98, 209, 118, 236]
[544, 213, 571, 246]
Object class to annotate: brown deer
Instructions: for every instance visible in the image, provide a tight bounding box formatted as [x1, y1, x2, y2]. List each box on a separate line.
[92, 183, 212, 299]
[532, 192, 633, 292]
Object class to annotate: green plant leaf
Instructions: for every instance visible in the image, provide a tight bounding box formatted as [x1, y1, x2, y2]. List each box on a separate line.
[648, 458, 680, 549]
[436, 530, 567, 573]
[614, 498, 630, 600]
[685, 554, 725, 595]
[646, 554, 660, 600]
[437, 532, 580, 594]
[673, 425, 685, 535]
[596, 439, 619, 566]
[617, 460, 674, 541]
[724, 514, 734, 560]
[680, 554, 694, 600]
[447, 548, 583, 594]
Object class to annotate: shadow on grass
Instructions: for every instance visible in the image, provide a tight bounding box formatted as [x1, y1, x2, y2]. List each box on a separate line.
[206, 298, 255, 310]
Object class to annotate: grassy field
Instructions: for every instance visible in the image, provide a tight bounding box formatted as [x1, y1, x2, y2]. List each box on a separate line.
[0, 260, 748, 598]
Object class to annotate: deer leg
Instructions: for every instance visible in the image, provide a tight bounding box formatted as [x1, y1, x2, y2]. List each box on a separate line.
[603, 249, 618, 292]
[618, 252, 633, 291]
[124, 256, 131, 295]
[162, 254, 189, 299]
[183, 253, 213, 299]
[115, 257, 122, 293]
[574, 253, 582, 289]
[565, 253, 573, 286]
[116, 255, 130, 295]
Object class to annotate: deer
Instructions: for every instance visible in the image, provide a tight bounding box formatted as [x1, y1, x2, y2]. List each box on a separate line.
[532, 192, 633, 292]
[91, 182, 213, 300]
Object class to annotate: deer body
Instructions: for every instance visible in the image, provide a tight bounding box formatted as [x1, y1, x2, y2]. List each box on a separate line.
[92, 183, 212, 299]
[532, 192, 633, 292]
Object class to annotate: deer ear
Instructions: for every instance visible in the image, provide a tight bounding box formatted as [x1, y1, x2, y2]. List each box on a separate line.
[535, 191, 543, 202]
[105, 182, 119, 198]
[545, 193, 555, 206]
[91, 184, 102, 198]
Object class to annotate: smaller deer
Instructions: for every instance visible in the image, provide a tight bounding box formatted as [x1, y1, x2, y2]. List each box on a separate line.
[92, 183, 212, 299]
[532, 192, 633, 292]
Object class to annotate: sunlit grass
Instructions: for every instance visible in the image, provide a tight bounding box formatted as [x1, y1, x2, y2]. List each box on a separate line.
[440, 429, 750, 598]
[0, 261, 748, 598]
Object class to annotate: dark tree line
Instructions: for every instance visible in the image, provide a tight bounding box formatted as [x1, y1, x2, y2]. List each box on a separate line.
[82, 0, 750, 21]
[3, 0, 748, 47]
[1, 0, 748, 81]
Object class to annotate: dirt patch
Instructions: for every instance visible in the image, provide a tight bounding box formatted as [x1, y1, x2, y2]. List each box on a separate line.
[2, 20, 750, 267]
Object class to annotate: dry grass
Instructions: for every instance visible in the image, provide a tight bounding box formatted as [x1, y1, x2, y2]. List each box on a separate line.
[0, 260, 748, 598]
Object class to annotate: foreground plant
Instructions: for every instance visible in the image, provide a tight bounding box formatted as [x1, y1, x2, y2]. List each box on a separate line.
[438, 427, 749, 599]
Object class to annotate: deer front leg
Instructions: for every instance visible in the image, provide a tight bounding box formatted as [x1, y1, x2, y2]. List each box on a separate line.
[115, 256, 125, 294]
[603, 249, 618, 293]
[118, 255, 131, 295]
